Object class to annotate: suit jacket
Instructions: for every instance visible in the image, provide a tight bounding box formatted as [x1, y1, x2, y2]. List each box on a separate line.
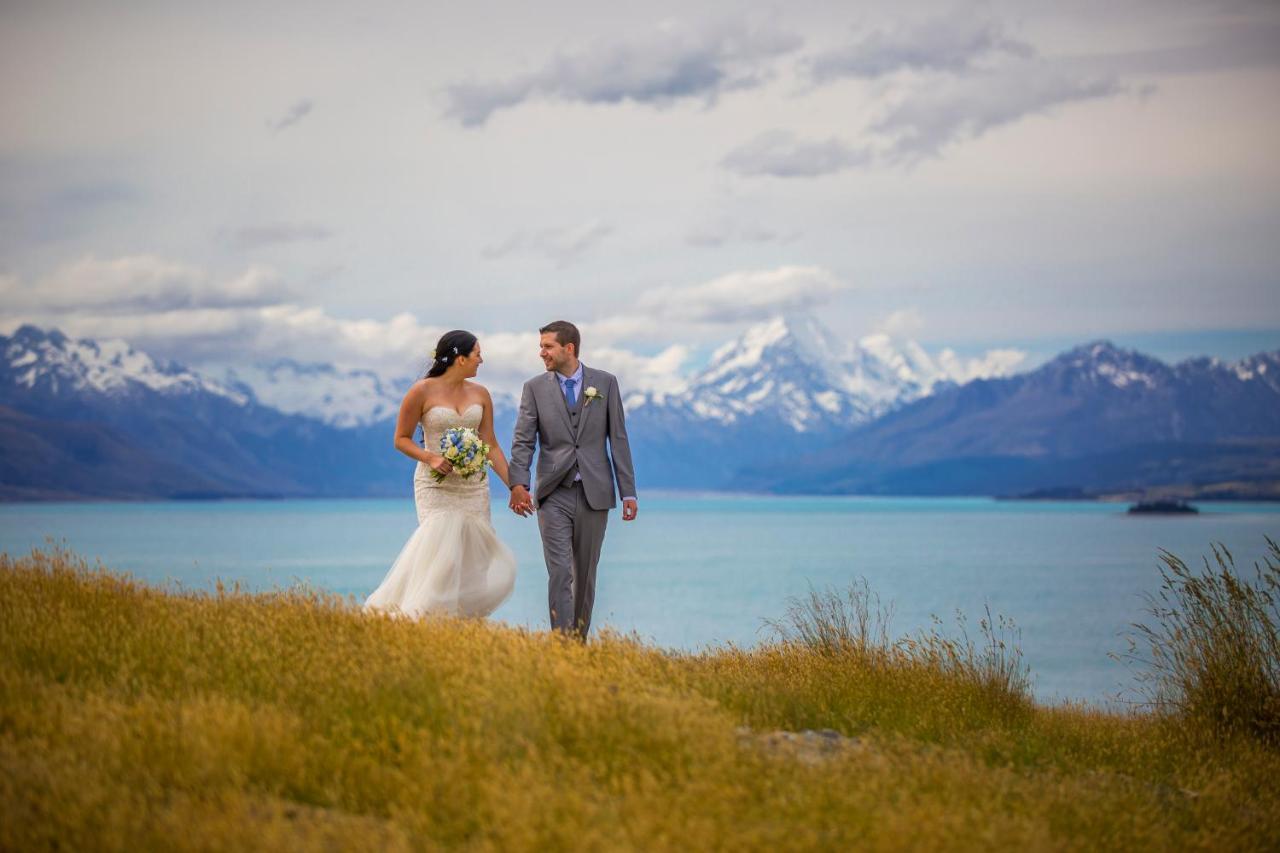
[509, 365, 637, 511]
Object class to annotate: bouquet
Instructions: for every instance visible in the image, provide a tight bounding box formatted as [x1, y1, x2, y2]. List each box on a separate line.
[431, 427, 490, 482]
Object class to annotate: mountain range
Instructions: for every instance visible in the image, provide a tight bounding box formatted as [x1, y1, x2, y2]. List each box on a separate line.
[2, 320, 1277, 501]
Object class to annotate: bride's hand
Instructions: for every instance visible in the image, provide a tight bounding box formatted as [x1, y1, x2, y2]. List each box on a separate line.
[426, 452, 453, 477]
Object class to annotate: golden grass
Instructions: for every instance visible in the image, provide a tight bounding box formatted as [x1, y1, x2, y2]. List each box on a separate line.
[1118, 537, 1280, 744]
[2, 546, 1279, 851]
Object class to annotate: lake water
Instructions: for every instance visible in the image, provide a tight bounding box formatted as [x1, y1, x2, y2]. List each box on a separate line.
[2, 495, 1277, 706]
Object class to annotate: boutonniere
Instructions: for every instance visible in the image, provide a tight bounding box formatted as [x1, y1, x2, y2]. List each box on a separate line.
[583, 386, 602, 405]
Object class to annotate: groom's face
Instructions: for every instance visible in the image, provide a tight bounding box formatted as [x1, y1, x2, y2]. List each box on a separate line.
[539, 332, 575, 372]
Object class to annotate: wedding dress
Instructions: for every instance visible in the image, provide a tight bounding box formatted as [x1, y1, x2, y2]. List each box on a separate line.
[364, 404, 516, 619]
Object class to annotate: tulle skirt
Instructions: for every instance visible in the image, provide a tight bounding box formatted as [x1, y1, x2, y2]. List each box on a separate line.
[363, 463, 516, 619]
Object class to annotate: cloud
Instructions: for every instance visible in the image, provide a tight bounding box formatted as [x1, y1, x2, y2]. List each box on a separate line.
[721, 130, 872, 177]
[807, 11, 1033, 82]
[581, 344, 691, 394]
[685, 220, 800, 248]
[267, 99, 314, 132]
[725, 57, 1123, 177]
[861, 329, 1027, 387]
[871, 59, 1123, 163]
[934, 346, 1027, 383]
[718, 10, 1125, 177]
[52, 181, 141, 208]
[1059, 18, 1280, 78]
[3, 255, 295, 314]
[481, 221, 612, 267]
[225, 222, 333, 250]
[444, 17, 803, 126]
[877, 308, 925, 338]
[638, 265, 847, 323]
[0, 255, 688, 397]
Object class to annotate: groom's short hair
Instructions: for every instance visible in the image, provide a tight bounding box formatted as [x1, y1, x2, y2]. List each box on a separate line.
[540, 320, 581, 356]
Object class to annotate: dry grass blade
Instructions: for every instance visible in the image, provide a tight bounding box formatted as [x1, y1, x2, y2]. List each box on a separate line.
[1118, 536, 1280, 744]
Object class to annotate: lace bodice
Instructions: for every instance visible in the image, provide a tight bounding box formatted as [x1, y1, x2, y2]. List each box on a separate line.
[422, 403, 484, 451]
[413, 403, 490, 520]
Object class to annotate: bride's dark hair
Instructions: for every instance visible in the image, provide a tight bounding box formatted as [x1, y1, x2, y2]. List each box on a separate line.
[424, 330, 478, 378]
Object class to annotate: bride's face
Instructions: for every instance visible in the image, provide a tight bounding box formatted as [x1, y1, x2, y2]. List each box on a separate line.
[459, 343, 483, 377]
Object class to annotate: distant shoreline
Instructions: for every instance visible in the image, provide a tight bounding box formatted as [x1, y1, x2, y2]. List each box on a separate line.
[3, 486, 1279, 505]
[996, 481, 1280, 503]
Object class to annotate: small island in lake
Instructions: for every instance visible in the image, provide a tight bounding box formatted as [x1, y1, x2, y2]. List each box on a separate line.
[1128, 499, 1200, 515]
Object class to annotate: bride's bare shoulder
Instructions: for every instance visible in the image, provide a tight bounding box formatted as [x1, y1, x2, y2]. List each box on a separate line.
[402, 378, 433, 403]
[464, 380, 494, 405]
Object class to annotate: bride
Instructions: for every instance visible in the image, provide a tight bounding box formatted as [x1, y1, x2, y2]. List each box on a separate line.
[364, 330, 518, 619]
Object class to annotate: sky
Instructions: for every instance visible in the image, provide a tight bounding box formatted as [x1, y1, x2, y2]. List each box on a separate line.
[1, 0, 1278, 395]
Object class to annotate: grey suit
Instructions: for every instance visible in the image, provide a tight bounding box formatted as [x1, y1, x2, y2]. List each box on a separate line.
[509, 365, 637, 637]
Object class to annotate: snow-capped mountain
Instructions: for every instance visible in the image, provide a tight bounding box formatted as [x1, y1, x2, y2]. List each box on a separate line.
[3, 323, 1276, 499]
[220, 360, 408, 428]
[1, 325, 248, 405]
[0, 325, 416, 500]
[0, 324, 418, 429]
[753, 338, 1280, 495]
[631, 313, 1024, 433]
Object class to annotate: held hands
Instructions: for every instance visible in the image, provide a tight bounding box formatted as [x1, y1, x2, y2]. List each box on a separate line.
[509, 485, 535, 517]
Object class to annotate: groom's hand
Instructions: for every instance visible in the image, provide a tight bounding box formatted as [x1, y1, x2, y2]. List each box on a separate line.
[509, 485, 535, 517]
[622, 498, 638, 522]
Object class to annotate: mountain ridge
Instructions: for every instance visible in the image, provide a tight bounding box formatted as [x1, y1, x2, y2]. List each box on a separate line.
[2, 322, 1277, 500]
[744, 339, 1280, 495]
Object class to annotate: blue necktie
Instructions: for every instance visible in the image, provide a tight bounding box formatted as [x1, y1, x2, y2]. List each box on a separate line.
[564, 378, 577, 407]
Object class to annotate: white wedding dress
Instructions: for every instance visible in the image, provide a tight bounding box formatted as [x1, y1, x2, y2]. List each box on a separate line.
[363, 404, 517, 619]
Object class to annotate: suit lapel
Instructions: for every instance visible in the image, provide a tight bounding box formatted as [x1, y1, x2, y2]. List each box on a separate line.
[544, 371, 574, 437]
[574, 366, 596, 440]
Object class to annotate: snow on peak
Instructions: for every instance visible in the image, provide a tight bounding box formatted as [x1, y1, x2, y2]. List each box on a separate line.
[651, 313, 1025, 432]
[2, 324, 248, 404]
[221, 360, 407, 428]
[1051, 340, 1167, 390]
[1226, 351, 1280, 391]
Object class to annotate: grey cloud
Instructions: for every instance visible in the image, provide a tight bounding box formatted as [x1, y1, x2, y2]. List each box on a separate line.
[52, 181, 141, 207]
[481, 222, 612, 267]
[6, 256, 295, 315]
[637, 265, 845, 324]
[444, 18, 803, 127]
[721, 130, 871, 178]
[686, 220, 800, 248]
[1058, 20, 1280, 78]
[267, 99, 314, 132]
[225, 222, 333, 250]
[808, 12, 1033, 82]
[0, 158, 143, 249]
[725, 56, 1123, 177]
[872, 60, 1123, 163]
[727, 9, 1121, 173]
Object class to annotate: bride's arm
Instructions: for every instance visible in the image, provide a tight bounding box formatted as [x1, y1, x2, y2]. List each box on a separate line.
[394, 381, 452, 474]
[477, 387, 513, 489]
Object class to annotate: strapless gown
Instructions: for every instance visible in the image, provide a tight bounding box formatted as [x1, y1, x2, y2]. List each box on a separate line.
[363, 404, 516, 619]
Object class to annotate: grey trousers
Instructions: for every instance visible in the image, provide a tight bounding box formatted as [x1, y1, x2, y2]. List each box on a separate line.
[538, 480, 609, 638]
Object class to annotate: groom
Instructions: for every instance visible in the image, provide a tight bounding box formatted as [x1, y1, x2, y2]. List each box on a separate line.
[508, 320, 638, 639]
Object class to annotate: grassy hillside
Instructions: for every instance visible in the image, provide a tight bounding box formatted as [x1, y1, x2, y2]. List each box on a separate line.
[2, 546, 1278, 851]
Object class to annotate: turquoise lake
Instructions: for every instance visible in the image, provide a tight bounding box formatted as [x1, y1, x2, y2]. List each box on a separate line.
[2, 494, 1277, 706]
